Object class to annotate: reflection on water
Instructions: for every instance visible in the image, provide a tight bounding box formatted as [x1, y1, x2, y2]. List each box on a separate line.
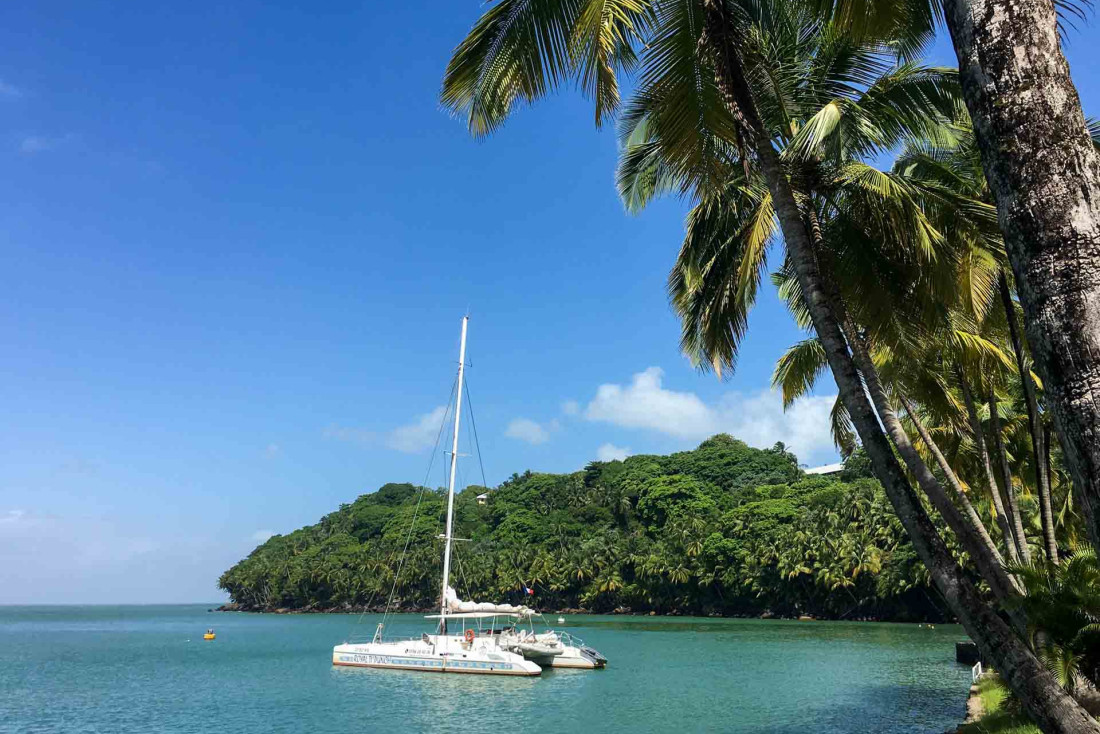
[0, 606, 972, 734]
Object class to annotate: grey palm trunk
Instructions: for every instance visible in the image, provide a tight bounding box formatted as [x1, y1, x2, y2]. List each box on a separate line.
[896, 392, 1005, 573]
[957, 368, 1020, 564]
[943, 0, 1100, 557]
[699, 1, 1099, 730]
[987, 389, 1031, 564]
[1000, 273, 1060, 562]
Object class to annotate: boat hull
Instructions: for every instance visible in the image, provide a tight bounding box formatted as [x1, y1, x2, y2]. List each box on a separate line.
[548, 645, 607, 669]
[332, 642, 541, 676]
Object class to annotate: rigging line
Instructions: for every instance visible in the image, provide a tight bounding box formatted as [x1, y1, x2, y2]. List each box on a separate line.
[347, 576, 384, 640]
[370, 374, 459, 635]
[462, 377, 490, 490]
[453, 541, 474, 606]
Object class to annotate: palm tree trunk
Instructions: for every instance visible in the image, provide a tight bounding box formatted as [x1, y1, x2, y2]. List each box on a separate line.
[942, 0, 1100, 556]
[958, 367, 1020, 564]
[700, 4, 1097, 730]
[988, 389, 1031, 563]
[897, 392, 1006, 573]
[1045, 421, 1063, 541]
[807, 213, 1021, 606]
[1000, 273, 1059, 562]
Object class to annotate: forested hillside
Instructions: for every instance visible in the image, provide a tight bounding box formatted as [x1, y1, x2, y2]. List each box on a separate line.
[218, 435, 948, 620]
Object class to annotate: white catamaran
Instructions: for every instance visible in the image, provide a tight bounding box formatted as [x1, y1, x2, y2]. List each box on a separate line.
[332, 316, 605, 675]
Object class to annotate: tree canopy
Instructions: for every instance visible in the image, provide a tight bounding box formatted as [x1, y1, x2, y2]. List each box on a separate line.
[219, 436, 948, 621]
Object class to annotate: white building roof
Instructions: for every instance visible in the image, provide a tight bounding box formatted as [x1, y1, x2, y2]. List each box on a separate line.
[804, 462, 844, 475]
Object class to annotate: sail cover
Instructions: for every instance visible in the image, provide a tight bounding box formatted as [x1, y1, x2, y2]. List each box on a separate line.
[444, 586, 533, 616]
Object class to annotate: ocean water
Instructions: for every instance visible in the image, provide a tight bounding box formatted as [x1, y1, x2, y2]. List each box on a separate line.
[1, 605, 972, 733]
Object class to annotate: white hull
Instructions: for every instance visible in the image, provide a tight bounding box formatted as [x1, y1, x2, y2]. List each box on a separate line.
[500, 629, 607, 670]
[548, 644, 605, 669]
[332, 636, 541, 676]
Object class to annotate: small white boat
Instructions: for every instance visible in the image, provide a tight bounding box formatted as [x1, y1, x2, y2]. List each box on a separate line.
[557, 616, 566, 624]
[497, 626, 607, 669]
[549, 634, 607, 669]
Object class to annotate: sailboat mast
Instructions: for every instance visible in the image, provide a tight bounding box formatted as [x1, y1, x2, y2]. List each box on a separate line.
[440, 316, 468, 622]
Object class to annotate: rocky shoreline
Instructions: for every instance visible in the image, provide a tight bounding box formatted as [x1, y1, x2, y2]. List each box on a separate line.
[944, 678, 984, 733]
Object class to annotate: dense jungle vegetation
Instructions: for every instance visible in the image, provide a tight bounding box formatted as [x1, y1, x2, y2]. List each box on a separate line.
[219, 436, 949, 620]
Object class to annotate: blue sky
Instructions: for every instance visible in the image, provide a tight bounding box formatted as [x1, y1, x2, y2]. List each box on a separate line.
[1, 2, 1097, 604]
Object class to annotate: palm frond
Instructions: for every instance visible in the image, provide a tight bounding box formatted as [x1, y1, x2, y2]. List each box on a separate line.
[618, 0, 740, 197]
[949, 328, 1017, 373]
[772, 338, 828, 406]
[442, 0, 584, 136]
[617, 115, 681, 211]
[831, 394, 858, 456]
[671, 177, 776, 376]
[571, 0, 653, 126]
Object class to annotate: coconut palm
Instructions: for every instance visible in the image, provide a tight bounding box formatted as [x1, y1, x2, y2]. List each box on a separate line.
[440, 1, 1095, 729]
[894, 126, 1062, 563]
[824, 0, 1100, 567]
[634, 17, 1027, 606]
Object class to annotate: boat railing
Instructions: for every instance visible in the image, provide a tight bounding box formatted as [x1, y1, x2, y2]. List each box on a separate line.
[971, 661, 983, 682]
[346, 633, 425, 645]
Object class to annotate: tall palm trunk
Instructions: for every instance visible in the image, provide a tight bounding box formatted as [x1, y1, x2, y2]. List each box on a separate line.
[897, 392, 1007, 574]
[701, 3, 1098, 730]
[807, 213, 1021, 606]
[958, 368, 1021, 563]
[1045, 421, 1062, 541]
[1000, 273, 1059, 562]
[988, 390, 1031, 563]
[942, 0, 1100, 554]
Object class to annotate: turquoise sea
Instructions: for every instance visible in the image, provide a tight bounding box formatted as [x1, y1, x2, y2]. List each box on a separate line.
[1, 605, 973, 733]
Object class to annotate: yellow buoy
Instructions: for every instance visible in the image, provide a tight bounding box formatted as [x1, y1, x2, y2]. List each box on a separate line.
[203, 629, 216, 641]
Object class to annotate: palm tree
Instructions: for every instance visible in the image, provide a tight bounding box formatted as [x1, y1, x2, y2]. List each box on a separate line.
[938, 0, 1100, 558]
[643, 28, 1024, 607]
[894, 125, 1061, 563]
[440, 2, 1096, 729]
[826, 0, 1100, 564]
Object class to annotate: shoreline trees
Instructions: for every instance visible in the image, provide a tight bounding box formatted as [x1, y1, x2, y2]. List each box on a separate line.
[219, 438, 948, 621]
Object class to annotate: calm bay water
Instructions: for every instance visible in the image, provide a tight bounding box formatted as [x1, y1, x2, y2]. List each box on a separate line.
[1, 605, 972, 733]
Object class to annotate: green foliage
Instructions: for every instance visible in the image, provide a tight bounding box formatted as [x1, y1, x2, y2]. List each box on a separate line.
[219, 436, 944, 620]
[1005, 548, 1100, 690]
[957, 675, 1040, 734]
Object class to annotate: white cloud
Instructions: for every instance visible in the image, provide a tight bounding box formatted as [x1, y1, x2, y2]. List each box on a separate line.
[251, 529, 275, 543]
[0, 80, 21, 97]
[586, 367, 715, 439]
[721, 391, 837, 465]
[597, 443, 631, 462]
[584, 367, 838, 464]
[386, 406, 448, 453]
[505, 418, 552, 445]
[322, 424, 375, 445]
[263, 443, 280, 459]
[561, 400, 580, 416]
